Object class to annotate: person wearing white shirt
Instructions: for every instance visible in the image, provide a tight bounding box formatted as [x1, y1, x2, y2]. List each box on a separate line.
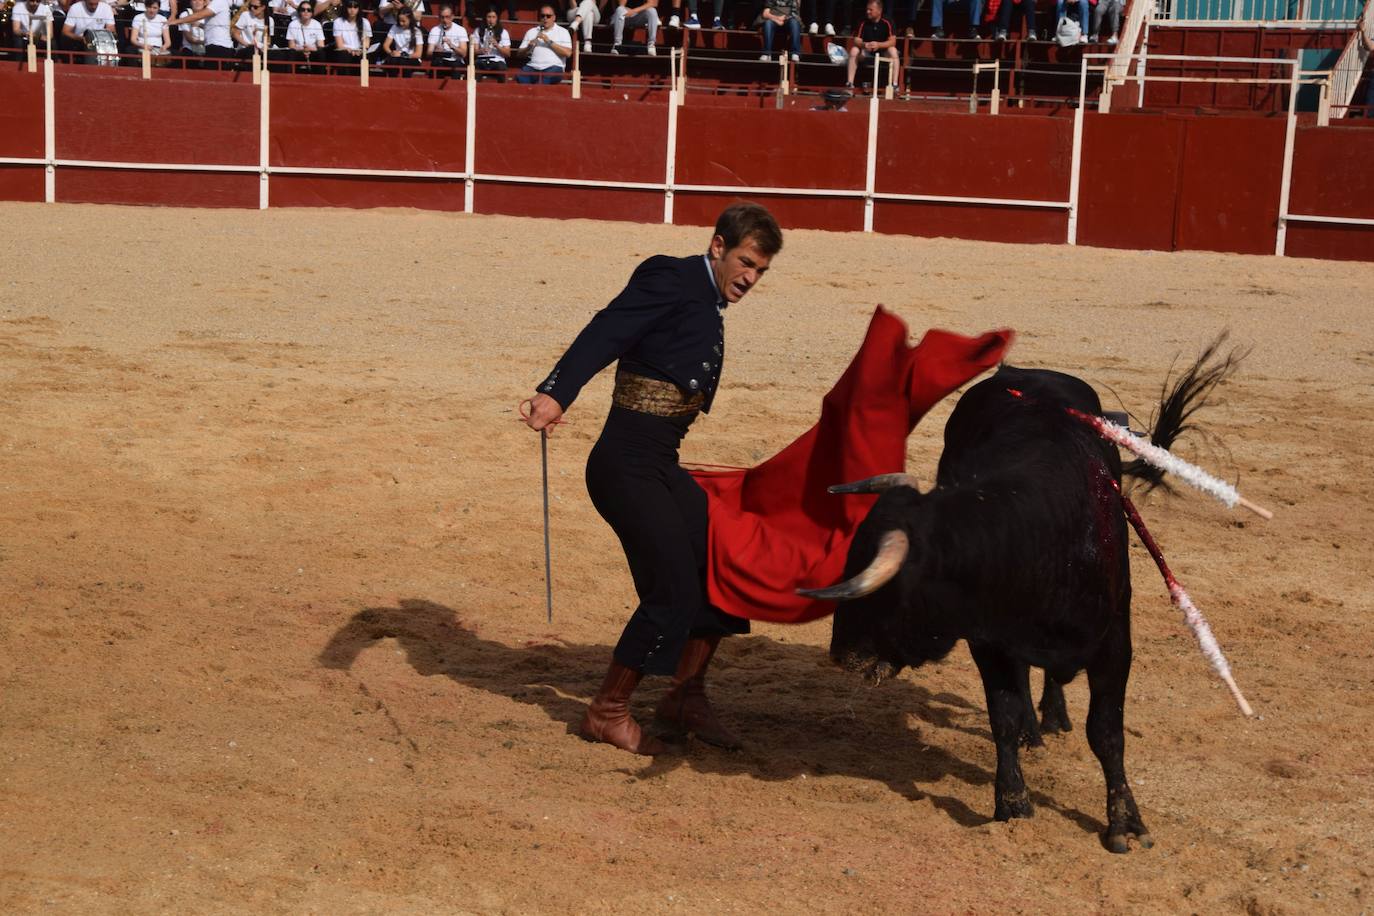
[285, 0, 324, 69]
[472, 8, 510, 81]
[232, 0, 269, 64]
[130, 6, 170, 56]
[425, 4, 466, 77]
[11, 0, 56, 50]
[61, 0, 115, 56]
[168, 0, 234, 66]
[381, 5, 422, 76]
[268, 0, 305, 48]
[376, 0, 422, 28]
[330, 0, 371, 64]
[517, 5, 570, 84]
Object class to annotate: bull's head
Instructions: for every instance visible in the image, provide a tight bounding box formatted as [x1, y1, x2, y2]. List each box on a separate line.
[799, 474, 921, 687]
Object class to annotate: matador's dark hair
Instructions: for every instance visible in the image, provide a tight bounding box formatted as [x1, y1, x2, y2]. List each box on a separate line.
[714, 202, 783, 256]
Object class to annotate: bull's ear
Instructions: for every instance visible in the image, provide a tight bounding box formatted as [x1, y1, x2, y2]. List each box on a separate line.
[828, 473, 920, 495]
[797, 530, 909, 601]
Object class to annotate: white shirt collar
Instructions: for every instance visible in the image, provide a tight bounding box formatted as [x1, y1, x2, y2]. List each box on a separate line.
[701, 253, 725, 309]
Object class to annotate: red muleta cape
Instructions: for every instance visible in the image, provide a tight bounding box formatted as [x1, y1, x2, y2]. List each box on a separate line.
[689, 307, 1013, 624]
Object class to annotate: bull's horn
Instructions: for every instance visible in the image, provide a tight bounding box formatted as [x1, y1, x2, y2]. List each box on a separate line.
[796, 529, 909, 601]
[828, 473, 920, 495]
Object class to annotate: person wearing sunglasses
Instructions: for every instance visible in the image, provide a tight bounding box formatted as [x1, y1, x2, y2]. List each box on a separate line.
[330, 0, 371, 64]
[231, 0, 269, 66]
[516, 5, 569, 84]
[425, 3, 467, 78]
[285, 0, 324, 70]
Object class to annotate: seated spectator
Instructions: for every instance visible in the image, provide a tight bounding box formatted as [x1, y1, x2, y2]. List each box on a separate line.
[666, 0, 703, 30]
[330, 0, 372, 65]
[377, 0, 424, 29]
[803, 0, 841, 36]
[846, 0, 894, 89]
[232, 0, 270, 65]
[929, 0, 982, 39]
[996, 0, 1036, 41]
[286, 0, 326, 69]
[1089, 0, 1120, 44]
[11, 0, 57, 51]
[168, 0, 235, 66]
[427, 4, 467, 76]
[175, 0, 209, 61]
[610, 0, 658, 56]
[61, 0, 116, 56]
[381, 6, 423, 75]
[566, 0, 599, 54]
[472, 8, 510, 79]
[1055, 0, 1087, 44]
[759, 0, 800, 62]
[129, 2, 171, 59]
[268, 0, 306, 48]
[517, 5, 570, 82]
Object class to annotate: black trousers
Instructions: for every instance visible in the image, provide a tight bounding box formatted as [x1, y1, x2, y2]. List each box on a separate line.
[587, 406, 748, 677]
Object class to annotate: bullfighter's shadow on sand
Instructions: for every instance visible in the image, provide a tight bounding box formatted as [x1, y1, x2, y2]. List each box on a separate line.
[319, 598, 1103, 838]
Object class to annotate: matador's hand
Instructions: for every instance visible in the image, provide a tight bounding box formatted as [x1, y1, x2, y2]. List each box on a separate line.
[521, 393, 565, 435]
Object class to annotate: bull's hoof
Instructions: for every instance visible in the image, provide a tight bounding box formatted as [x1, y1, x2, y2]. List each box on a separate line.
[1104, 830, 1154, 854]
[993, 792, 1034, 821]
[1039, 710, 1072, 735]
[1019, 729, 1045, 749]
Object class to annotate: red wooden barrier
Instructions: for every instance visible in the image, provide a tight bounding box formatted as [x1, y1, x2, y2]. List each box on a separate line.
[0, 69, 45, 202]
[872, 109, 1069, 243]
[1284, 125, 1374, 262]
[1077, 112, 1185, 252]
[2, 67, 1372, 261]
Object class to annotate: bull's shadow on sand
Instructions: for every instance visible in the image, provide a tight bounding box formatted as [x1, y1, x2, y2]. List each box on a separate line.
[319, 598, 1102, 837]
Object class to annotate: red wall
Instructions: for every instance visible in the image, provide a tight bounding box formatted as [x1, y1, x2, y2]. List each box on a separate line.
[4, 65, 1373, 261]
[0, 68, 45, 202]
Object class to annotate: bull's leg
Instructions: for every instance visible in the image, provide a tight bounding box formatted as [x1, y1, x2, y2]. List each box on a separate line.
[1086, 619, 1153, 853]
[1015, 663, 1045, 748]
[1038, 674, 1072, 735]
[970, 642, 1034, 820]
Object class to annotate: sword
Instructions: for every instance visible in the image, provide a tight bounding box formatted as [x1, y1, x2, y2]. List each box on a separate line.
[539, 427, 553, 624]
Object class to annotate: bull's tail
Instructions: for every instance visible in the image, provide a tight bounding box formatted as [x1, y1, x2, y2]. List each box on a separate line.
[1124, 334, 1247, 491]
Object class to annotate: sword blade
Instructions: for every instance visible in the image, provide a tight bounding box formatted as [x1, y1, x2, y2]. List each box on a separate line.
[540, 428, 553, 624]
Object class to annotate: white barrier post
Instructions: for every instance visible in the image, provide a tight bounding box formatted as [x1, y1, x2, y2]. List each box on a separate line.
[464, 55, 476, 213]
[360, 40, 369, 87]
[863, 93, 878, 232]
[572, 38, 582, 98]
[1275, 58, 1299, 256]
[990, 61, 1000, 114]
[43, 47, 54, 203]
[26, 19, 37, 71]
[1067, 55, 1088, 245]
[664, 88, 678, 224]
[142, 23, 152, 79]
[259, 63, 270, 210]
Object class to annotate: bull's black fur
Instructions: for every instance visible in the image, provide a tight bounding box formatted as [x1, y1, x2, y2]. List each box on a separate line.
[827, 356, 1237, 853]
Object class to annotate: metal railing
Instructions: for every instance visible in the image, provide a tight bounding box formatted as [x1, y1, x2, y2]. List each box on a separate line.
[1153, 0, 1362, 25]
[1325, 0, 1372, 115]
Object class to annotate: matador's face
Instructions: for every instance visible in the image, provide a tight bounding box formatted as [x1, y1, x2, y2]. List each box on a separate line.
[709, 236, 773, 304]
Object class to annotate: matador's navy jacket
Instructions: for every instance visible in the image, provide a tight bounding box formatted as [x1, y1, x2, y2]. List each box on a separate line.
[538, 254, 726, 412]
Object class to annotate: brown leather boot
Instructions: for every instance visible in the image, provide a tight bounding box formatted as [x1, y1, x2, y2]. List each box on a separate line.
[654, 635, 742, 750]
[579, 661, 669, 756]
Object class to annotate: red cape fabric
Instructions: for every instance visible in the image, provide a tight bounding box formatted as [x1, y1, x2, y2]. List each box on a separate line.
[689, 307, 1013, 624]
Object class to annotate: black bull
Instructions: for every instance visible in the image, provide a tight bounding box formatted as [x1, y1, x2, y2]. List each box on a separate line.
[804, 350, 1238, 854]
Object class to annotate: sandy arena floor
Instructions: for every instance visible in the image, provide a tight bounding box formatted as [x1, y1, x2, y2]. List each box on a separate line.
[2, 202, 1372, 914]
